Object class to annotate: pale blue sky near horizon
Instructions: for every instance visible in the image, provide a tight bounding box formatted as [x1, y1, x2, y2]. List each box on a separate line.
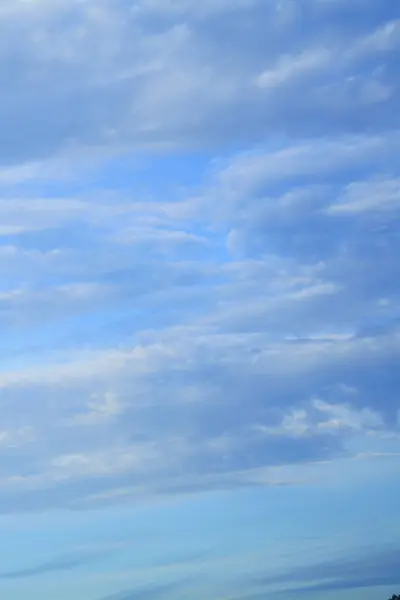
[0, 1, 399, 599]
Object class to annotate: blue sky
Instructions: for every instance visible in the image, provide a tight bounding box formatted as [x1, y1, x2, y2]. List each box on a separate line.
[0, 1, 399, 599]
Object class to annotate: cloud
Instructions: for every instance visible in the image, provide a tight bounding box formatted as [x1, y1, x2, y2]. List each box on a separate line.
[255, 398, 384, 438]
[327, 178, 400, 214]
[0, 321, 397, 512]
[196, 131, 400, 346]
[0, 0, 398, 516]
[257, 49, 330, 89]
[0, 426, 35, 448]
[68, 392, 123, 426]
[0, 0, 398, 163]
[252, 546, 400, 596]
[0, 547, 113, 579]
[100, 579, 191, 600]
[0, 11, 398, 600]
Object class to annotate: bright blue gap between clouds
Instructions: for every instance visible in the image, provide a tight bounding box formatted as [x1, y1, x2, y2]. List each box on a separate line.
[6, 152, 215, 199]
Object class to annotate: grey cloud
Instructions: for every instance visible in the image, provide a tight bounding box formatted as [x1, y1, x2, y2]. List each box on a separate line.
[254, 546, 400, 596]
[99, 577, 194, 600]
[148, 550, 210, 569]
[0, 548, 111, 579]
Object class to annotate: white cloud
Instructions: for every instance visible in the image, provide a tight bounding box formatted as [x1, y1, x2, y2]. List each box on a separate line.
[312, 399, 384, 432]
[210, 131, 400, 200]
[0, 124, 398, 510]
[256, 399, 385, 439]
[257, 49, 330, 89]
[351, 19, 400, 57]
[68, 392, 124, 426]
[328, 178, 400, 214]
[113, 227, 209, 249]
[131, 0, 257, 18]
[0, 427, 36, 448]
[0, 0, 397, 163]
[0, 0, 398, 515]
[49, 445, 158, 480]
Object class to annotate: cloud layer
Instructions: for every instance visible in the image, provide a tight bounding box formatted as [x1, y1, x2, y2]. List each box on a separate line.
[0, 0, 398, 526]
[0, 0, 399, 163]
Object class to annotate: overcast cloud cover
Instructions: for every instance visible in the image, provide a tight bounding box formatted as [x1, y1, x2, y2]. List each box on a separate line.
[0, 1, 399, 599]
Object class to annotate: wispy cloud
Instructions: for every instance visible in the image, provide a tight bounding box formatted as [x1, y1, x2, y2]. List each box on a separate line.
[100, 578, 195, 600]
[253, 546, 400, 596]
[0, 11, 398, 600]
[0, 547, 114, 580]
[0, 0, 397, 164]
